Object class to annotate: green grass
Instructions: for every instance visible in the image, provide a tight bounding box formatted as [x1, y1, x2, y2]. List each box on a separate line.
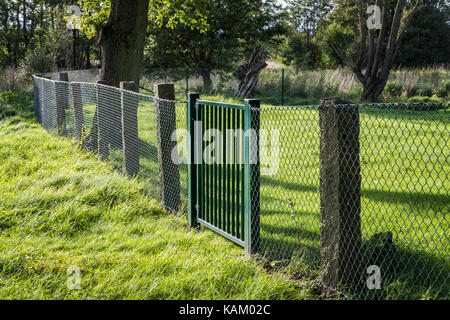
[76, 94, 448, 299]
[256, 105, 449, 299]
[0, 96, 317, 299]
[4, 87, 449, 300]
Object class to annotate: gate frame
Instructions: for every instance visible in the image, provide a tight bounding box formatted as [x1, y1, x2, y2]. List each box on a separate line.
[187, 94, 260, 256]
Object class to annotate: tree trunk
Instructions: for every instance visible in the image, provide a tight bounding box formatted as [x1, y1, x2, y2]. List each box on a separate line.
[98, 0, 150, 88]
[200, 68, 213, 91]
[331, 0, 419, 102]
[84, 0, 149, 154]
[234, 47, 267, 98]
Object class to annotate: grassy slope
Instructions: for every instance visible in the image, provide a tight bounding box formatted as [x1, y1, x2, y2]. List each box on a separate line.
[0, 98, 316, 299]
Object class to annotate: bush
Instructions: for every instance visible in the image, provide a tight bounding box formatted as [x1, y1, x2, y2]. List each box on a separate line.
[407, 95, 444, 103]
[0, 91, 19, 104]
[434, 80, 450, 98]
[0, 66, 23, 92]
[406, 85, 419, 97]
[405, 95, 447, 110]
[385, 82, 404, 98]
[20, 46, 56, 82]
[415, 84, 434, 97]
[0, 91, 34, 120]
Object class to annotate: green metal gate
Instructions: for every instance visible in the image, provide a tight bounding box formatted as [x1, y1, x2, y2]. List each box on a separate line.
[187, 94, 260, 255]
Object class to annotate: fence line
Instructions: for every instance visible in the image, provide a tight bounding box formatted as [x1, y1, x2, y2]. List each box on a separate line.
[33, 70, 449, 300]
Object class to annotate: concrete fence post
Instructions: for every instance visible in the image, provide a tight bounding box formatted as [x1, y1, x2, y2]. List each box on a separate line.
[319, 97, 362, 289]
[71, 83, 84, 142]
[40, 76, 51, 130]
[120, 81, 140, 177]
[154, 83, 181, 212]
[55, 72, 69, 136]
[96, 80, 109, 159]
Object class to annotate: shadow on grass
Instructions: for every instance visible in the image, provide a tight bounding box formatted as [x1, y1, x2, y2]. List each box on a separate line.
[262, 175, 448, 215]
[259, 175, 449, 299]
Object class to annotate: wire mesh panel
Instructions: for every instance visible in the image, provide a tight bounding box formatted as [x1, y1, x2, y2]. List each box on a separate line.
[256, 102, 449, 299]
[358, 102, 449, 299]
[257, 105, 321, 266]
[33, 74, 188, 217]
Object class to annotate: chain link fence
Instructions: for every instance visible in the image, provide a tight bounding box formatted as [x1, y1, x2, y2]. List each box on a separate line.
[256, 101, 449, 299]
[33, 72, 188, 215]
[33, 70, 448, 300]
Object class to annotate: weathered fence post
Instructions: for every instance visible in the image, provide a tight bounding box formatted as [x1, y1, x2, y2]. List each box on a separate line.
[244, 99, 261, 256]
[187, 93, 200, 228]
[319, 97, 362, 289]
[154, 83, 181, 212]
[96, 80, 109, 159]
[40, 76, 51, 130]
[33, 76, 41, 124]
[120, 81, 140, 177]
[55, 72, 69, 136]
[71, 83, 84, 142]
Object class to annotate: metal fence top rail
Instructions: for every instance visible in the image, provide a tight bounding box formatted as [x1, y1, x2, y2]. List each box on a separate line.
[196, 99, 245, 110]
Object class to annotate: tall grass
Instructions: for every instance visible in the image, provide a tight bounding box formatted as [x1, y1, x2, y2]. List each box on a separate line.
[141, 66, 450, 105]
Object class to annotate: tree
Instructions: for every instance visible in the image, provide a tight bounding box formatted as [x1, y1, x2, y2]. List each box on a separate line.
[78, 0, 208, 88]
[234, 46, 267, 98]
[287, 0, 332, 45]
[280, 32, 324, 70]
[327, 0, 421, 101]
[394, 0, 450, 67]
[145, 0, 285, 95]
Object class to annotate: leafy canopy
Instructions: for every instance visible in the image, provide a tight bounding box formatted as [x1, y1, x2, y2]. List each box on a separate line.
[77, 0, 209, 38]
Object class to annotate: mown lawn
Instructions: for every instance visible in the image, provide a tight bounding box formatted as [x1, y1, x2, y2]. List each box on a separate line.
[68, 92, 448, 299]
[0, 97, 317, 299]
[256, 104, 449, 299]
[11, 86, 449, 300]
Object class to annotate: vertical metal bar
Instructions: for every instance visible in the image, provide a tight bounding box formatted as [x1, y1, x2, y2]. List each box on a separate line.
[218, 106, 223, 230]
[231, 109, 236, 237]
[207, 105, 211, 223]
[202, 104, 206, 220]
[240, 109, 245, 241]
[187, 93, 200, 228]
[236, 110, 241, 239]
[244, 99, 261, 256]
[214, 105, 218, 227]
[223, 107, 227, 233]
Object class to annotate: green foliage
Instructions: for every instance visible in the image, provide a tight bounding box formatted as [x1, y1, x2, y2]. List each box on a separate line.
[0, 91, 33, 120]
[146, 0, 285, 71]
[394, 0, 450, 68]
[0, 117, 316, 299]
[0, 91, 19, 104]
[78, 0, 209, 39]
[20, 47, 56, 80]
[407, 95, 445, 104]
[319, 22, 356, 68]
[280, 32, 324, 70]
[434, 80, 450, 98]
[384, 82, 404, 98]
[77, 0, 111, 38]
